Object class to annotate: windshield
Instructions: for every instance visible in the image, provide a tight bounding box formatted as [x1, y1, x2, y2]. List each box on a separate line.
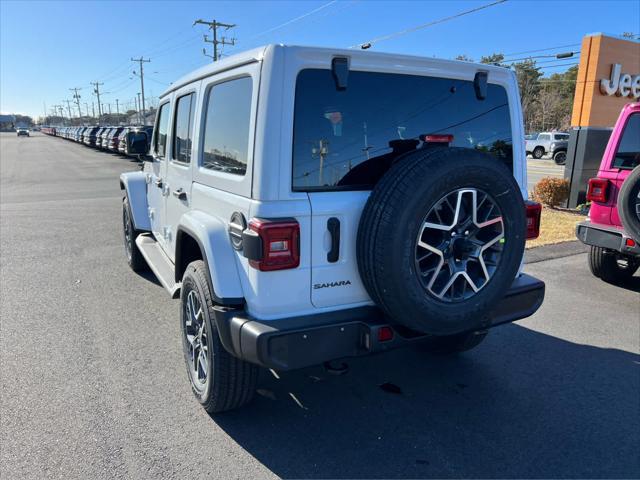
[292, 69, 513, 191]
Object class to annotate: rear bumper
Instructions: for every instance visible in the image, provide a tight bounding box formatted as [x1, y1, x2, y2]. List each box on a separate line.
[576, 221, 640, 255]
[214, 273, 545, 371]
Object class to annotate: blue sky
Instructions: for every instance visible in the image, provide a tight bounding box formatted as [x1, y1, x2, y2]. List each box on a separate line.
[1, 0, 638, 118]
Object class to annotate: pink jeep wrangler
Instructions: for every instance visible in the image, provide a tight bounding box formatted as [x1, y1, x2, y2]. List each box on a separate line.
[576, 102, 640, 283]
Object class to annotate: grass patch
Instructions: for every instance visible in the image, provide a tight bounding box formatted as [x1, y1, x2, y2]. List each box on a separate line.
[526, 207, 587, 249]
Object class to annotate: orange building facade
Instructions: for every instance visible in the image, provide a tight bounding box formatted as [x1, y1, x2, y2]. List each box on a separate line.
[571, 33, 640, 128]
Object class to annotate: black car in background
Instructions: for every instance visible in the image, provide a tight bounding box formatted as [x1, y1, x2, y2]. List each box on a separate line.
[119, 126, 153, 156]
[106, 127, 125, 151]
[83, 126, 102, 147]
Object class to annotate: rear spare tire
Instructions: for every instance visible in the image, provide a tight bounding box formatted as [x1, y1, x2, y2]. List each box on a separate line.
[357, 147, 526, 336]
[617, 165, 640, 243]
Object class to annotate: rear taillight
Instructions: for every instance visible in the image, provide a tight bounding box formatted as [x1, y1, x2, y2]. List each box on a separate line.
[586, 178, 609, 203]
[246, 218, 300, 271]
[525, 201, 542, 240]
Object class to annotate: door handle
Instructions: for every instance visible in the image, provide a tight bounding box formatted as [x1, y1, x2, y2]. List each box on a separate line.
[172, 188, 187, 200]
[327, 217, 340, 263]
[154, 178, 163, 188]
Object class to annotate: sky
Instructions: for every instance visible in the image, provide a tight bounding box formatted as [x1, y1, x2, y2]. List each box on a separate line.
[1, 0, 638, 118]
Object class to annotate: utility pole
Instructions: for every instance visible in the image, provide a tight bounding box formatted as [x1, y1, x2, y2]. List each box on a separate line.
[108, 103, 111, 115]
[70, 87, 82, 118]
[90, 81, 104, 120]
[136, 93, 142, 124]
[84, 102, 89, 117]
[91, 102, 96, 119]
[131, 57, 150, 124]
[56, 105, 65, 125]
[193, 18, 236, 62]
[115, 99, 120, 116]
[64, 99, 73, 120]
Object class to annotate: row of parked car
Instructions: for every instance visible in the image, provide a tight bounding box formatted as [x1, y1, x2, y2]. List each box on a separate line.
[42, 125, 154, 157]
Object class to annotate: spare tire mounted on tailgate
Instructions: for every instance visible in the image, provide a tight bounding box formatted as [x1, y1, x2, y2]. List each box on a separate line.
[357, 147, 526, 336]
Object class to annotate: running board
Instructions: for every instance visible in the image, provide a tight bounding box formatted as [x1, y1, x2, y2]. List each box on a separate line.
[135, 234, 181, 298]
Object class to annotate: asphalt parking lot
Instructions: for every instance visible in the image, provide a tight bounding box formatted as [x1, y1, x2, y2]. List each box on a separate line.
[1, 132, 638, 479]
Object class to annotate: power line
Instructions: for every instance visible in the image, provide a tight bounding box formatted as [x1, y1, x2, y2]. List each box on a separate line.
[353, 0, 508, 49]
[245, 0, 337, 42]
[537, 62, 580, 69]
[505, 51, 580, 63]
[504, 42, 581, 57]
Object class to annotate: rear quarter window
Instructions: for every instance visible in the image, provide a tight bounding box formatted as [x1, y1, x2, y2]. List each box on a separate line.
[292, 69, 514, 191]
[612, 113, 640, 170]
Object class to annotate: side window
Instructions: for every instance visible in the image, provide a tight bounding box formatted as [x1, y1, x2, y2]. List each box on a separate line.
[201, 76, 253, 175]
[612, 113, 640, 170]
[538, 134, 551, 141]
[154, 102, 170, 158]
[172, 93, 195, 163]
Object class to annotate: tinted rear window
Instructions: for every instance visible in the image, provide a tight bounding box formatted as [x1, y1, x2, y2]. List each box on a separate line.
[612, 113, 640, 170]
[292, 69, 513, 190]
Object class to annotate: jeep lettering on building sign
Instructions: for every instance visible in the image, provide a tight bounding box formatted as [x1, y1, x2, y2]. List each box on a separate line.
[600, 64, 640, 99]
[313, 280, 352, 290]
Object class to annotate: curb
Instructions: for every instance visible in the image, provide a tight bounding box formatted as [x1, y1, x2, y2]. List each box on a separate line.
[524, 240, 589, 264]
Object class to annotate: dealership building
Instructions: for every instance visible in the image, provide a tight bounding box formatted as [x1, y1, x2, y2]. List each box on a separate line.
[565, 33, 640, 207]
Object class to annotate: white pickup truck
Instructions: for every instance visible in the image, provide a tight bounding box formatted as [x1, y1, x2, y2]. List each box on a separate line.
[120, 45, 545, 413]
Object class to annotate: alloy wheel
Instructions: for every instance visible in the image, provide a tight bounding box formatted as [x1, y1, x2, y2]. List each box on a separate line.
[183, 289, 209, 392]
[415, 188, 505, 302]
[123, 205, 132, 261]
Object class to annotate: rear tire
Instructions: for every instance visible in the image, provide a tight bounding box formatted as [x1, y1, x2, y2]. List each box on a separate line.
[553, 150, 567, 165]
[181, 260, 258, 413]
[421, 330, 488, 354]
[588, 246, 639, 283]
[533, 147, 544, 159]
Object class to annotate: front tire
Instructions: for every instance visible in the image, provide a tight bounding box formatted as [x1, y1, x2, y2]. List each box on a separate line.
[181, 260, 257, 413]
[122, 196, 147, 272]
[533, 147, 544, 159]
[588, 246, 639, 283]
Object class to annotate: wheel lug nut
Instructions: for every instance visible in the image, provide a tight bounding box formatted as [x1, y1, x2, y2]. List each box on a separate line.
[465, 230, 469, 235]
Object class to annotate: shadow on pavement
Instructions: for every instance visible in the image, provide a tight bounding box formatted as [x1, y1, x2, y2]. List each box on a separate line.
[610, 276, 640, 294]
[212, 324, 639, 478]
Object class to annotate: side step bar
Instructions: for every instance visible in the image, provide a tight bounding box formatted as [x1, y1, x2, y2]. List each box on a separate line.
[135, 234, 181, 298]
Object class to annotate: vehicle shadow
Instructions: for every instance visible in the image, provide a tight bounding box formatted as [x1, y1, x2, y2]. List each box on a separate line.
[212, 324, 639, 478]
[135, 269, 162, 287]
[611, 275, 640, 294]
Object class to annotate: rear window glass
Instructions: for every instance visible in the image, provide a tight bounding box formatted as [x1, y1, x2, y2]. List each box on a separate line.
[612, 113, 640, 170]
[292, 69, 513, 191]
[537, 134, 551, 141]
[554, 134, 569, 140]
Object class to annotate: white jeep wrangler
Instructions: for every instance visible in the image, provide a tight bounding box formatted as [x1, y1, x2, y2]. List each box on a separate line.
[120, 45, 545, 413]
